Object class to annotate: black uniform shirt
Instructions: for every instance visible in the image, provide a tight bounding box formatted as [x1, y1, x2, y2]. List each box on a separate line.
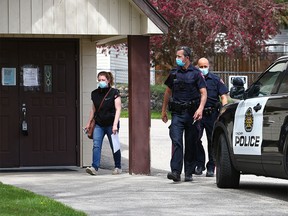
[164, 64, 206, 103]
[205, 72, 228, 107]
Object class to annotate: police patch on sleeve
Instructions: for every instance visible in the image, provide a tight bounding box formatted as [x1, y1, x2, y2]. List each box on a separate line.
[233, 97, 269, 155]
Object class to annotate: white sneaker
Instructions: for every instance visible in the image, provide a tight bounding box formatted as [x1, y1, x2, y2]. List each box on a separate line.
[86, 167, 97, 175]
[112, 168, 122, 175]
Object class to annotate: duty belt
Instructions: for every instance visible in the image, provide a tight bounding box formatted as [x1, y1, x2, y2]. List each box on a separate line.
[203, 107, 216, 115]
[168, 101, 196, 113]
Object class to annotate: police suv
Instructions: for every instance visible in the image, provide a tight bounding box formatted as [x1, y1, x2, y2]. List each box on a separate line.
[212, 56, 288, 188]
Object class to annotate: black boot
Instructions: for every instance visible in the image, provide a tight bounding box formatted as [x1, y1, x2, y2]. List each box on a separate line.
[167, 171, 181, 182]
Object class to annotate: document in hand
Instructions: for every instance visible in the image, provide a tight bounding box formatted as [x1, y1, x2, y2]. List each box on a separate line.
[111, 133, 120, 153]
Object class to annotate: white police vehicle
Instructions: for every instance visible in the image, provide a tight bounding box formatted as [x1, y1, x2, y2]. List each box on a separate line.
[212, 56, 288, 188]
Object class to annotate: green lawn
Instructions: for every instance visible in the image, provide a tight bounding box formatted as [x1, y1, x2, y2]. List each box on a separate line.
[121, 110, 168, 119]
[0, 182, 86, 216]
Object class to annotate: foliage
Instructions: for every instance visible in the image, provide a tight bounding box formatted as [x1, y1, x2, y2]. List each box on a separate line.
[150, 84, 166, 111]
[97, 45, 128, 58]
[275, 0, 288, 3]
[150, 84, 166, 95]
[0, 183, 86, 216]
[121, 110, 167, 119]
[119, 84, 167, 115]
[149, 0, 287, 69]
[275, 0, 288, 26]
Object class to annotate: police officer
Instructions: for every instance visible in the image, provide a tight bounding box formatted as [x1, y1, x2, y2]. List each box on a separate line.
[161, 46, 207, 182]
[194, 57, 228, 177]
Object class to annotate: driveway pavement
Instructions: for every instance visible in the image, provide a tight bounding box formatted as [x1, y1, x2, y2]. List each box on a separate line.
[1, 119, 288, 216]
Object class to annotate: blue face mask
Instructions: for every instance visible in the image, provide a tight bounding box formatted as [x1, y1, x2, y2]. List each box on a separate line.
[176, 58, 185, 67]
[199, 68, 209, 76]
[98, 81, 108, 88]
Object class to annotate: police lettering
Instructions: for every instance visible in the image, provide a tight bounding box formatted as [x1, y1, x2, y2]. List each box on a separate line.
[235, 136, 260, 147]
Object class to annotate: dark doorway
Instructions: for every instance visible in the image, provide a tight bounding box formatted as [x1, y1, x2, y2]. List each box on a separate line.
[0, 39, 79, 167]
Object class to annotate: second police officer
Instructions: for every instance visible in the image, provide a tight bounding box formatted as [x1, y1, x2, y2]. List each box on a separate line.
[194, 57, 229, 177]
[161, 46, 207, 182]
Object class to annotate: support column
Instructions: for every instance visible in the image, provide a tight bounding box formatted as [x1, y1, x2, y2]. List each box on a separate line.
[128, 35, 150, 174]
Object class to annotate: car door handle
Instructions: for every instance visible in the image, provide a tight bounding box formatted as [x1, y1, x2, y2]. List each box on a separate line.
[253, 103, 262, 112]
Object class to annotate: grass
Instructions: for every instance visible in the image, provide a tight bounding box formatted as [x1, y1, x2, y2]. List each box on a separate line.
[150, 84, 166, 94]
[121, 110, 167, 119]
[0, 182, 86, 216]
[120, 110, 129, 118]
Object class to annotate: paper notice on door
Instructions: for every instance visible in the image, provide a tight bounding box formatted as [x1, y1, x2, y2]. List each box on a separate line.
[2, 68, 16, 86]
[23, 68, 39, 86]
[111, 133, 120, 153]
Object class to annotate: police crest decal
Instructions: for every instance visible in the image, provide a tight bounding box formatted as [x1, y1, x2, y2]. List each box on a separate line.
[244, 107, 253, 132]
[233, 97, 269, 155]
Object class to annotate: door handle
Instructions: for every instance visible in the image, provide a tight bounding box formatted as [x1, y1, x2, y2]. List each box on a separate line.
[22, 104, 26, 118]
[21, 103, 28, 135]
[253, 103, 262, 112]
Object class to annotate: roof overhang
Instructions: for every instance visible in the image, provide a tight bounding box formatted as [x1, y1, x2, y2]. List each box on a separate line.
[94, 36, 127, 46]
[130, 0, 169, 34]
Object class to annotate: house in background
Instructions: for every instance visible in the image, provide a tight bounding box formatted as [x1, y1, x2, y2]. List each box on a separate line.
[0, 0, 169, 174]
[97, 47, 156, 85]
[266, 28, 288, 54]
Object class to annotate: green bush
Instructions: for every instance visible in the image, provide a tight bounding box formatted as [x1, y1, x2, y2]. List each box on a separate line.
[150, 84, 166, 112]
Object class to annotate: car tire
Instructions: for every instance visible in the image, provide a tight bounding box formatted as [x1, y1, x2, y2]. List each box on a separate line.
[216, 133, 240, 188]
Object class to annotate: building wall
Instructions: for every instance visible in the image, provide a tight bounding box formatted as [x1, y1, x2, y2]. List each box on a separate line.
[0, 0, 160, 35]
[0, 0, 166, 168]
[97, 48, 128, 84]
[266, 29, 288, 53]
[80, 38, 97, 167]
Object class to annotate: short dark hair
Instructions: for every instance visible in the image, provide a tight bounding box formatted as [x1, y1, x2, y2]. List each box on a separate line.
[177, 46, 192, 58]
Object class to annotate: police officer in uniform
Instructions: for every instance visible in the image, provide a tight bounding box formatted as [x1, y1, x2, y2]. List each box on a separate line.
[194, 57, 228, 177]
[161, 47, 207, 182]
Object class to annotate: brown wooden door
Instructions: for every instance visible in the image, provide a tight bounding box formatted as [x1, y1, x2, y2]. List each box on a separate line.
[0, 39, 79, 167]
[0, 40, 20, 167]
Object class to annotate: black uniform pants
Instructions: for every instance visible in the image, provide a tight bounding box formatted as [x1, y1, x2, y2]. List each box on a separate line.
[195, 110, 219, 172]
[169, 111, 198, 176]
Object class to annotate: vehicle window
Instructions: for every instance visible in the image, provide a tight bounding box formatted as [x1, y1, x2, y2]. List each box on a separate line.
[277, 64, 288, 94]
[247, 61, 288, 98]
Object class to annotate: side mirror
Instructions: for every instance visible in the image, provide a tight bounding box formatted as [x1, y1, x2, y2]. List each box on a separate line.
[230, 77, 245, 99]
[230, 86, 245, 99]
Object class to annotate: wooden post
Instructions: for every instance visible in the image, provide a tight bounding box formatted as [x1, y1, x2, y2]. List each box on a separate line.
[128, 35, 151, 174]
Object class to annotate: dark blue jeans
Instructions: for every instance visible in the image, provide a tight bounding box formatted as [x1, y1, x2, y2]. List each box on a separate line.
[169, 111, 199, 176]
[195, 111, 218, 172]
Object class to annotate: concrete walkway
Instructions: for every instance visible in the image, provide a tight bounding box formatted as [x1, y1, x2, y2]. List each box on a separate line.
[1, 119, 288, 216]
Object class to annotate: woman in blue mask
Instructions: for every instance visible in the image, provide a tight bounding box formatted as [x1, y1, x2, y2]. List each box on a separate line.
[84, 71, 122, 175]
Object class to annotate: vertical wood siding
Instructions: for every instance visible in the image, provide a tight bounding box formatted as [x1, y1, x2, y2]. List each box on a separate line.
[0, 1, 9, 33]
[0, 0, 156, 35]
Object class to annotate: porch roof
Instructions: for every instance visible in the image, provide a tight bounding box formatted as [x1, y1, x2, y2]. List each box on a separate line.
[0, 0, 169, 37]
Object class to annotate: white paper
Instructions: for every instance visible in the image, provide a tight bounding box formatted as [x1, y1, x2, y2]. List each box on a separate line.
[23, 68, 39, 86]
[111, 133, 120, 153]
